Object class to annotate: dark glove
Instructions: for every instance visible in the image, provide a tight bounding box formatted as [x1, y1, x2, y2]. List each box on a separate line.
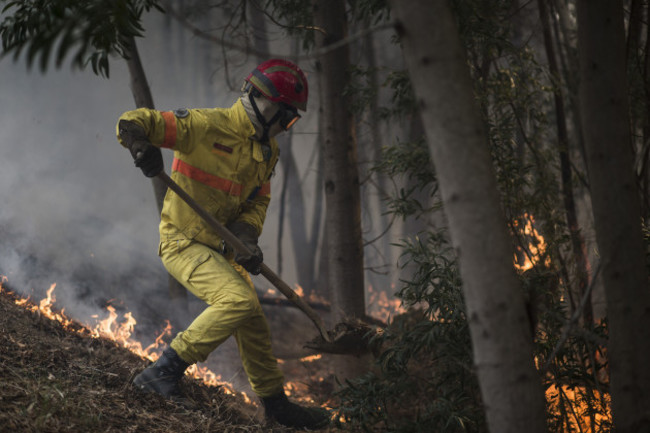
[226, 221, 263, 275]
[133, 144, 164, 177]
[118, 120, 164, 178]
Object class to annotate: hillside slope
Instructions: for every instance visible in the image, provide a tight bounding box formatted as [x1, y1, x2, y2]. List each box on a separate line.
[0, 287, 334, 432]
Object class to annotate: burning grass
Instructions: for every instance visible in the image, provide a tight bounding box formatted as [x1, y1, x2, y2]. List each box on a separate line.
[0, 284, 338, 432]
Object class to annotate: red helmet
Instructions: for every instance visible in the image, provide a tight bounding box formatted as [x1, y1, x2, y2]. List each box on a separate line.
[245, 59, 308, 111]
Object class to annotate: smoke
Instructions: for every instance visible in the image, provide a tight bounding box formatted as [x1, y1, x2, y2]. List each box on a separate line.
[0, 65, 170, 328]
[0, 12, 200, 326]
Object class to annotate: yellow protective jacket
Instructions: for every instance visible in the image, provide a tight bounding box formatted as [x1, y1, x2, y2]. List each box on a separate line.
[116, 100, 279, 251]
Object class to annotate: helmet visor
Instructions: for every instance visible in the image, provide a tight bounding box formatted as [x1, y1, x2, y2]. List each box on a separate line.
[279, 103, 301, 130]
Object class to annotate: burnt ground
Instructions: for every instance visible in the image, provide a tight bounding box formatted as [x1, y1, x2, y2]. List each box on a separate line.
[0, 286, 345, 433]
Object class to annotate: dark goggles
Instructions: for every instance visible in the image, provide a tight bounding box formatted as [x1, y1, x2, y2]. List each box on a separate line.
[278, 103, 301, 130]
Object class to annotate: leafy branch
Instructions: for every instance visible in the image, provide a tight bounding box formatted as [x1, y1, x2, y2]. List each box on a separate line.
[0, 0, 162, 77]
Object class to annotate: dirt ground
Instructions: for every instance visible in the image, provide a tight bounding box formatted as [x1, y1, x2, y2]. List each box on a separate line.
[0, 286, 344, 433]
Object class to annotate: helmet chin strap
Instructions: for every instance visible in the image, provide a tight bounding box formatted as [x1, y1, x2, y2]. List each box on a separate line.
[248, 91, 281, 143]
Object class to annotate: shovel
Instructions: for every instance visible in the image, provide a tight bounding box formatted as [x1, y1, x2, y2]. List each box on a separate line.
[156, 172, 334, 343]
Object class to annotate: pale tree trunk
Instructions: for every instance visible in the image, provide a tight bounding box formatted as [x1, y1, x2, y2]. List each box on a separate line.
[389, 2, 547, 433]
[312, 0, 365, 322]
[576, 1, 650, 430]
[315, 96, 329, 294]
[123, 37, 188, 322]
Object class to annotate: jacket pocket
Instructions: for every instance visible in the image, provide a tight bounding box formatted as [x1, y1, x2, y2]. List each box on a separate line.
[184, 251, 212, 282]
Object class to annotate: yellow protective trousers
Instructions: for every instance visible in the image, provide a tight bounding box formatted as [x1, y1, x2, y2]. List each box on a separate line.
[160, 238, 284, 398]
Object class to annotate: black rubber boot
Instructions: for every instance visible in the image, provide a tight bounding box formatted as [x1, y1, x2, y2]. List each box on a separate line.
[262, 392, 330, 430]
[132, 347, 190, 399]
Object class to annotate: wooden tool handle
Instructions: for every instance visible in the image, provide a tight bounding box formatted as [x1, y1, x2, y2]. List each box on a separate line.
[156, 171, 332, 343]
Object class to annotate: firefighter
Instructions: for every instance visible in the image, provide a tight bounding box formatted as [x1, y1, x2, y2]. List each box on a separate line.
[116, 59, 329, 430]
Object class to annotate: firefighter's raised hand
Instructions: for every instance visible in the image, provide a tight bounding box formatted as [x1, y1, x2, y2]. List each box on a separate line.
[133, 145, 163, 178]
[118, 119, 163, 177]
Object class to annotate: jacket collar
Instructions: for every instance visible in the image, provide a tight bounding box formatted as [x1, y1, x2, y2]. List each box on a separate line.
[231, 98, 257, 140]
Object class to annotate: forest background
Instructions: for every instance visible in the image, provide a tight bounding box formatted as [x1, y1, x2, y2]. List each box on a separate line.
[1, 0, 650, 432]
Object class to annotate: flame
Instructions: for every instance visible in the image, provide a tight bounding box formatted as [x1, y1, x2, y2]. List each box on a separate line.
[2, 275, 387, 410]
[546, 384, 611, 430]
[5, 275, 611, 426]
[0, 277, 247, 400]
[298, 354, 322, 363]
[367, 284, 406, 322]
[513, 213, 549, 271]
[304, 286, 330, 306]
[262, 284, 330, 307]
[13, 283, 76, 330]
[276, 352, 330, 409]
[283, 374, 324, 404]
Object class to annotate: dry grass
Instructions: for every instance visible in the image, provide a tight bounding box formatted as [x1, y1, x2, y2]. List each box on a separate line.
[0, 288, 339, 432]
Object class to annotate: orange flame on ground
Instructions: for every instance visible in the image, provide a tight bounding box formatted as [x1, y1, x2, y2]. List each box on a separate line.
[1, 278, 248, 401]
[278, 353, 329, 406]
[265, 280, 406, 324]
[277, 354, 322, 365]
[283, 376, 324, 403]
[88, 305, 173, 362]
[262, 284, 330, 307]
[367, 284, 406, 323]
[3, 274, 409, 411]
[15, 283, 75, 329]
[298, 354, 322, 363]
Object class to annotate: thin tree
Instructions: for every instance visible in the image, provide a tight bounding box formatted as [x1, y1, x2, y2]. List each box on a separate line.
[312, 0, 366, 322]
[389, 1, 547, 432]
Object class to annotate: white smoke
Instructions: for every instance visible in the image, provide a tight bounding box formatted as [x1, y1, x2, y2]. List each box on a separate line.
[0, 12, 211, 322]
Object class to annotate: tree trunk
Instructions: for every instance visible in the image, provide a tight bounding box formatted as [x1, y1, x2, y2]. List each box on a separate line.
[123, 38, 167, 213]
[576, 1, 650, 430]
[312, 0, 365, 322]
[642, 4, 650, 222]
[312, 0, 369, 383]
[123, 37, 188, 317]
[389, 2, 547, 432]
[314, 108, 328, 294]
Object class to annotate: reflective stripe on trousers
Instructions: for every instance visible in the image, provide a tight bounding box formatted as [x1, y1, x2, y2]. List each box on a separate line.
[160, 238, 284, 397]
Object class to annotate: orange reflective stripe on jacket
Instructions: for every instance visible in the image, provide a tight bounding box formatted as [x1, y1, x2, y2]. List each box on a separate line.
[172, 158, 243, 196]
[258, 182, 270, 196]
[161, 111, 177, 148]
